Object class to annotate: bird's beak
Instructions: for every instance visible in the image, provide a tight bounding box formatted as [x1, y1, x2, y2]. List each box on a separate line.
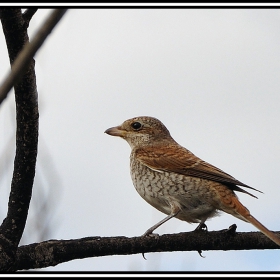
[105, 125, 127, 137]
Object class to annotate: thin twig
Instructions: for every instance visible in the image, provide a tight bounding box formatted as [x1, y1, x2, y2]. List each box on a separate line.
[0, 9, 68, 105]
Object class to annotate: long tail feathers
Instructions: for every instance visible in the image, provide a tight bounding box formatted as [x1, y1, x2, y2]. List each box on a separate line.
[245, 214, 280, 246]
[232, 197, 280, 246]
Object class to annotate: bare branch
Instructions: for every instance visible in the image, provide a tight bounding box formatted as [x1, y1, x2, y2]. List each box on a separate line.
[0, 8, 66, 271]
[22, 9, 38, 27]
[0, 9, 67, 105]
[14, 227, 280, 270]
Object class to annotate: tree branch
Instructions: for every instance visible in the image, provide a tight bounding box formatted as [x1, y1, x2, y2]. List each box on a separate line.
[22, 8, 38, 28]
[0, 9, 67, 105]
[0, 8, 67, 271]
[14, 227, 280, 270]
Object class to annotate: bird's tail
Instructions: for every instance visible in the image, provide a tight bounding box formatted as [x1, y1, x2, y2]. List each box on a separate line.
[231, 196, 280, 246]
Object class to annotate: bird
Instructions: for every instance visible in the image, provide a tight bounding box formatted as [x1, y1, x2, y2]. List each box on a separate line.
[105, 116, 280, 246]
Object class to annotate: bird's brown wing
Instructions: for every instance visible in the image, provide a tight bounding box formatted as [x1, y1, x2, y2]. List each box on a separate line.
[135, 145, 262, 198]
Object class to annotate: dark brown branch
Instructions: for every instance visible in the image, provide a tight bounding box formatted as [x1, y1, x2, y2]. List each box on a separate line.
[22, 9, 38, 28]
[0, 9, 35, 271]
[0, 8, 67, 271]
[0, 9, 67, 105]
[14, 227, 280, 270]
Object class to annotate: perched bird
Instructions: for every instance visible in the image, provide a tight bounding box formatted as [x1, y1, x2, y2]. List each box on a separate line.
[105, 116, 280, 246]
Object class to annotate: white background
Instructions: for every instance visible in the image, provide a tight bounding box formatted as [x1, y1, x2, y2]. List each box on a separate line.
[1, 7, 280, 272]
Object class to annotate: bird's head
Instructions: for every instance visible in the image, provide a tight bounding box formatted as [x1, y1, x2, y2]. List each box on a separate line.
[105, 116, 173, 149]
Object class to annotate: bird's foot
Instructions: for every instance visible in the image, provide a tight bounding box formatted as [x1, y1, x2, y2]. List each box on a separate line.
[142, 225, 161, 238]
[194, 222, 208, 232]
[141, 231, 159, 238]
[222, 224, 237, 234]
[141, 231, 159, 260]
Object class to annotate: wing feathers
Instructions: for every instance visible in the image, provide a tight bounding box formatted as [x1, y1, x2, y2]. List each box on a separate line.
[135, 145, 262, 197]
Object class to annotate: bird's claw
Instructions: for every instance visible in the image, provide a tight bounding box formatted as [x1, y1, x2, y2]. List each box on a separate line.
[197, 249, 205, 258]
[142, 252, 147, 260]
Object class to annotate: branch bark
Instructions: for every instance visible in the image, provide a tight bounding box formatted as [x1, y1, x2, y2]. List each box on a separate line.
[0, 8, 67, 271]
[14, 227, 280, 270]
[22, 9, 38, 28]
[0, 9, 37, 271]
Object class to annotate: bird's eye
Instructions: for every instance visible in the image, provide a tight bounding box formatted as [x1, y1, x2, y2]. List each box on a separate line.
[131, 122, 142, 130]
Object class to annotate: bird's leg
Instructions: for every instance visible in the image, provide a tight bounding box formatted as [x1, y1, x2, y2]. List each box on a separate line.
[142, 214, 176, 237]
[141, 208, 180, 259]
[142, 208, 180, 237]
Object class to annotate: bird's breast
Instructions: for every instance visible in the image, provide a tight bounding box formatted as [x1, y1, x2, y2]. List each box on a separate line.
[129, 154, 220, 222]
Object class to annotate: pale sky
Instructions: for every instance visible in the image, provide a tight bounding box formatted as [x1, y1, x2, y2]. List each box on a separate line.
[1, 7, 280, 272]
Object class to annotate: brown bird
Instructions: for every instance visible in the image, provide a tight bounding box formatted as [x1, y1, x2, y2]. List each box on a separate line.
[105, 116, 280, 246]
